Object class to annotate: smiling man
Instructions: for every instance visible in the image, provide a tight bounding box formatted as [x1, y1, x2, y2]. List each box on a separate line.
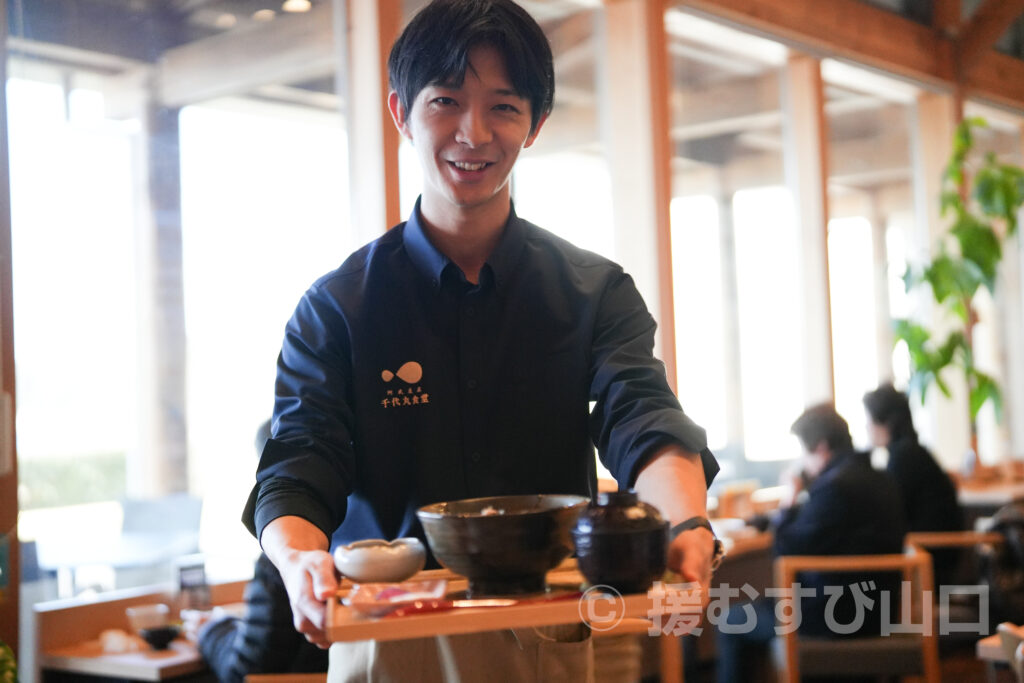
[243, 1, 718, 680]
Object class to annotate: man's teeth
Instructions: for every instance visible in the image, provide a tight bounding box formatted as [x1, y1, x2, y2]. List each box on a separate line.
[453, 161, 487, 171]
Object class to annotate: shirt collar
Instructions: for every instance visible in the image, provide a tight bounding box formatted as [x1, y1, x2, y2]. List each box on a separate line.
[402, 197, 527, 293]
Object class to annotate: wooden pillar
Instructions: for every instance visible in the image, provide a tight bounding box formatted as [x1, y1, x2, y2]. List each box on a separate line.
[343, 0, 402, 243]
[133, 103, 188, 497]
[0, 0, 20, 652]
[909, 92, 970, 469]
[781, 53, 835, 405]
[599, 0, 677, 385]
[868, 190, 895, 382]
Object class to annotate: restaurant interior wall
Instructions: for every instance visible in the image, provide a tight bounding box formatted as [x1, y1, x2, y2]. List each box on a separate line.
[4, 0, 1024, 668]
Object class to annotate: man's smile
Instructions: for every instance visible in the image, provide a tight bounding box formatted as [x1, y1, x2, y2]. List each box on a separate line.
[449, 160, 493, 171]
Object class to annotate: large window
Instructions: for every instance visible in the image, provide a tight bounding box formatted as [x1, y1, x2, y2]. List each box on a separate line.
[179, 98, 349, 560]
[9, 0, 349, 598]
[10, 78, 138, 504]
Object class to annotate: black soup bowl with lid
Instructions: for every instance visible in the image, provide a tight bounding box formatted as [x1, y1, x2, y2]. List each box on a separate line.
[417, 493, 589, 597]
[571, 490, 669, 594]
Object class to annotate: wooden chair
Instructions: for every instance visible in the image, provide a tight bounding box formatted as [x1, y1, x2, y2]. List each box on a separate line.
[907, 530, 1004, 639]
[774, 545, 941, 683]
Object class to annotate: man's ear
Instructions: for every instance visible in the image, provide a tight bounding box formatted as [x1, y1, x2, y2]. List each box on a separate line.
[388, 91, 412, 140]
[522, 111, 550, 149]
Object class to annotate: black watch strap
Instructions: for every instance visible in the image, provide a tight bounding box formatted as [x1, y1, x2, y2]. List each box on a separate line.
[670, 515, 714, 540]
[669, 515, 726, 571]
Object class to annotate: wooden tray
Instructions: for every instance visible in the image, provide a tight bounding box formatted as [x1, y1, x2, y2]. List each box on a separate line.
[326, 559, 700, 642]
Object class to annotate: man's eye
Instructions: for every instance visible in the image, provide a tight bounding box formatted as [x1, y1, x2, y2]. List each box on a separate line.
[494, 103, 521, 113]
[433, 97, 457, 106]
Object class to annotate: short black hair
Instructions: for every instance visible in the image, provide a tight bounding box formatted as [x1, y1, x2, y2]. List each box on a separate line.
[387, 0, 555, 135]
[863, 383, 916, 441]
[791, 403, 854, 453]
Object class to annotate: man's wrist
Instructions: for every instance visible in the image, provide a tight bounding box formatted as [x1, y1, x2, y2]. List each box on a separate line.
[669, 515, 725, 571]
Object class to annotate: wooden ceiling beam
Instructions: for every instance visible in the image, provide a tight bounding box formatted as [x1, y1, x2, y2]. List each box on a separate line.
[956, 0, 1024, 76]
[964, 50, 1024, 113]
[678, 0, 954, 87]
[678, 0, 1024, 116]
[157, 3, 334, 108]
[932, 0, 961, 37]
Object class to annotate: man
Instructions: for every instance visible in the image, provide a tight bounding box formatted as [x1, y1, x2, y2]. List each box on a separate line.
[717, 404, 907, 682]
[243, 0, 718, 679]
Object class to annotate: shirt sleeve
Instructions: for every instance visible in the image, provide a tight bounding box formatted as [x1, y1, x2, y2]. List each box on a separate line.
[587, 268, 718, 489]
[241, 283, 357, 542]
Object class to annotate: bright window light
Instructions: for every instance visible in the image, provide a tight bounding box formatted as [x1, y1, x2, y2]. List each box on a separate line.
[670, 195, 727, 450]
[733, 186, 803, 461]
[828, 216, 879, 448]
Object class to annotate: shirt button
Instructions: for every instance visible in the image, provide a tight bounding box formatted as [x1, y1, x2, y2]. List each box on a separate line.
[467, 378, 478, 390]
[465, 306, 477, 317]
[470, 452, 481, 463]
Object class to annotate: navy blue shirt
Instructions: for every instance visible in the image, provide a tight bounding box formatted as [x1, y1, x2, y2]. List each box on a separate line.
[243, 201, 717, 552]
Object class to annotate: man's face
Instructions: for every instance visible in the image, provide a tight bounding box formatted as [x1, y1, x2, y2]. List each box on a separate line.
[802, 441, 831, 480]
[389, 45, 546, 224]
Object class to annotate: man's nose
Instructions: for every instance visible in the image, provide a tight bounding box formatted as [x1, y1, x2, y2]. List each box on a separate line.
[455, 108, 492, 147]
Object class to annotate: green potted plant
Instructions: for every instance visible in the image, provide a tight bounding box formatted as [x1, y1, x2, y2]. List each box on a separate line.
[0, 640, 16, 683]
[894, 117, 1023, 455]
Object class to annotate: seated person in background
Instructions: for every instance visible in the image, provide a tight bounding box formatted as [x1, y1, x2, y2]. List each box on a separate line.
[194, 420, 328, 682]
[197, 554, 329, 682]
[863, 383, 962, 582]
[716, 403, 907, 683]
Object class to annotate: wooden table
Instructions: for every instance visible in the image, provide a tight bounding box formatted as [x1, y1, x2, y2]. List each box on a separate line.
[40, 638, 206, 681]
[36, 580, 246, 681]
[959, 481, 1024, 509]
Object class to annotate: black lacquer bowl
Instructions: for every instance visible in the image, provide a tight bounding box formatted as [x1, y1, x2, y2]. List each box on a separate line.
[139, 624, 180, 650]
[572, 490, 669, 594]
[417, 494, 589, 597]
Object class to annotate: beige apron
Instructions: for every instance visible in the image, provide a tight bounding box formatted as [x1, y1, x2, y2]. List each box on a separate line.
[327, 623, 594, 683]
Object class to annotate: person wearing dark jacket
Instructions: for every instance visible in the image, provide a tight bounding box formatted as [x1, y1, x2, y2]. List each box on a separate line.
[198, 553, 328, 683]
[863, 383, 962, 582]
[717, 403, 907, 683]
[195, 419, 328, 682]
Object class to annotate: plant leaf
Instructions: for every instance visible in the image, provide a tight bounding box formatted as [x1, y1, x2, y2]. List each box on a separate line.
[951, 215, 1001, 292]
[969, 370, 1002, 422]
[922, 253, 980, 311]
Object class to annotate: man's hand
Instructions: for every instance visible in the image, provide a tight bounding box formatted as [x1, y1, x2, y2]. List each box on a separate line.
[276, 548, 338, 648]
[261, 516, 338, 649]
[633, 445, 712, 595]
[667, 526, 716, 601]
